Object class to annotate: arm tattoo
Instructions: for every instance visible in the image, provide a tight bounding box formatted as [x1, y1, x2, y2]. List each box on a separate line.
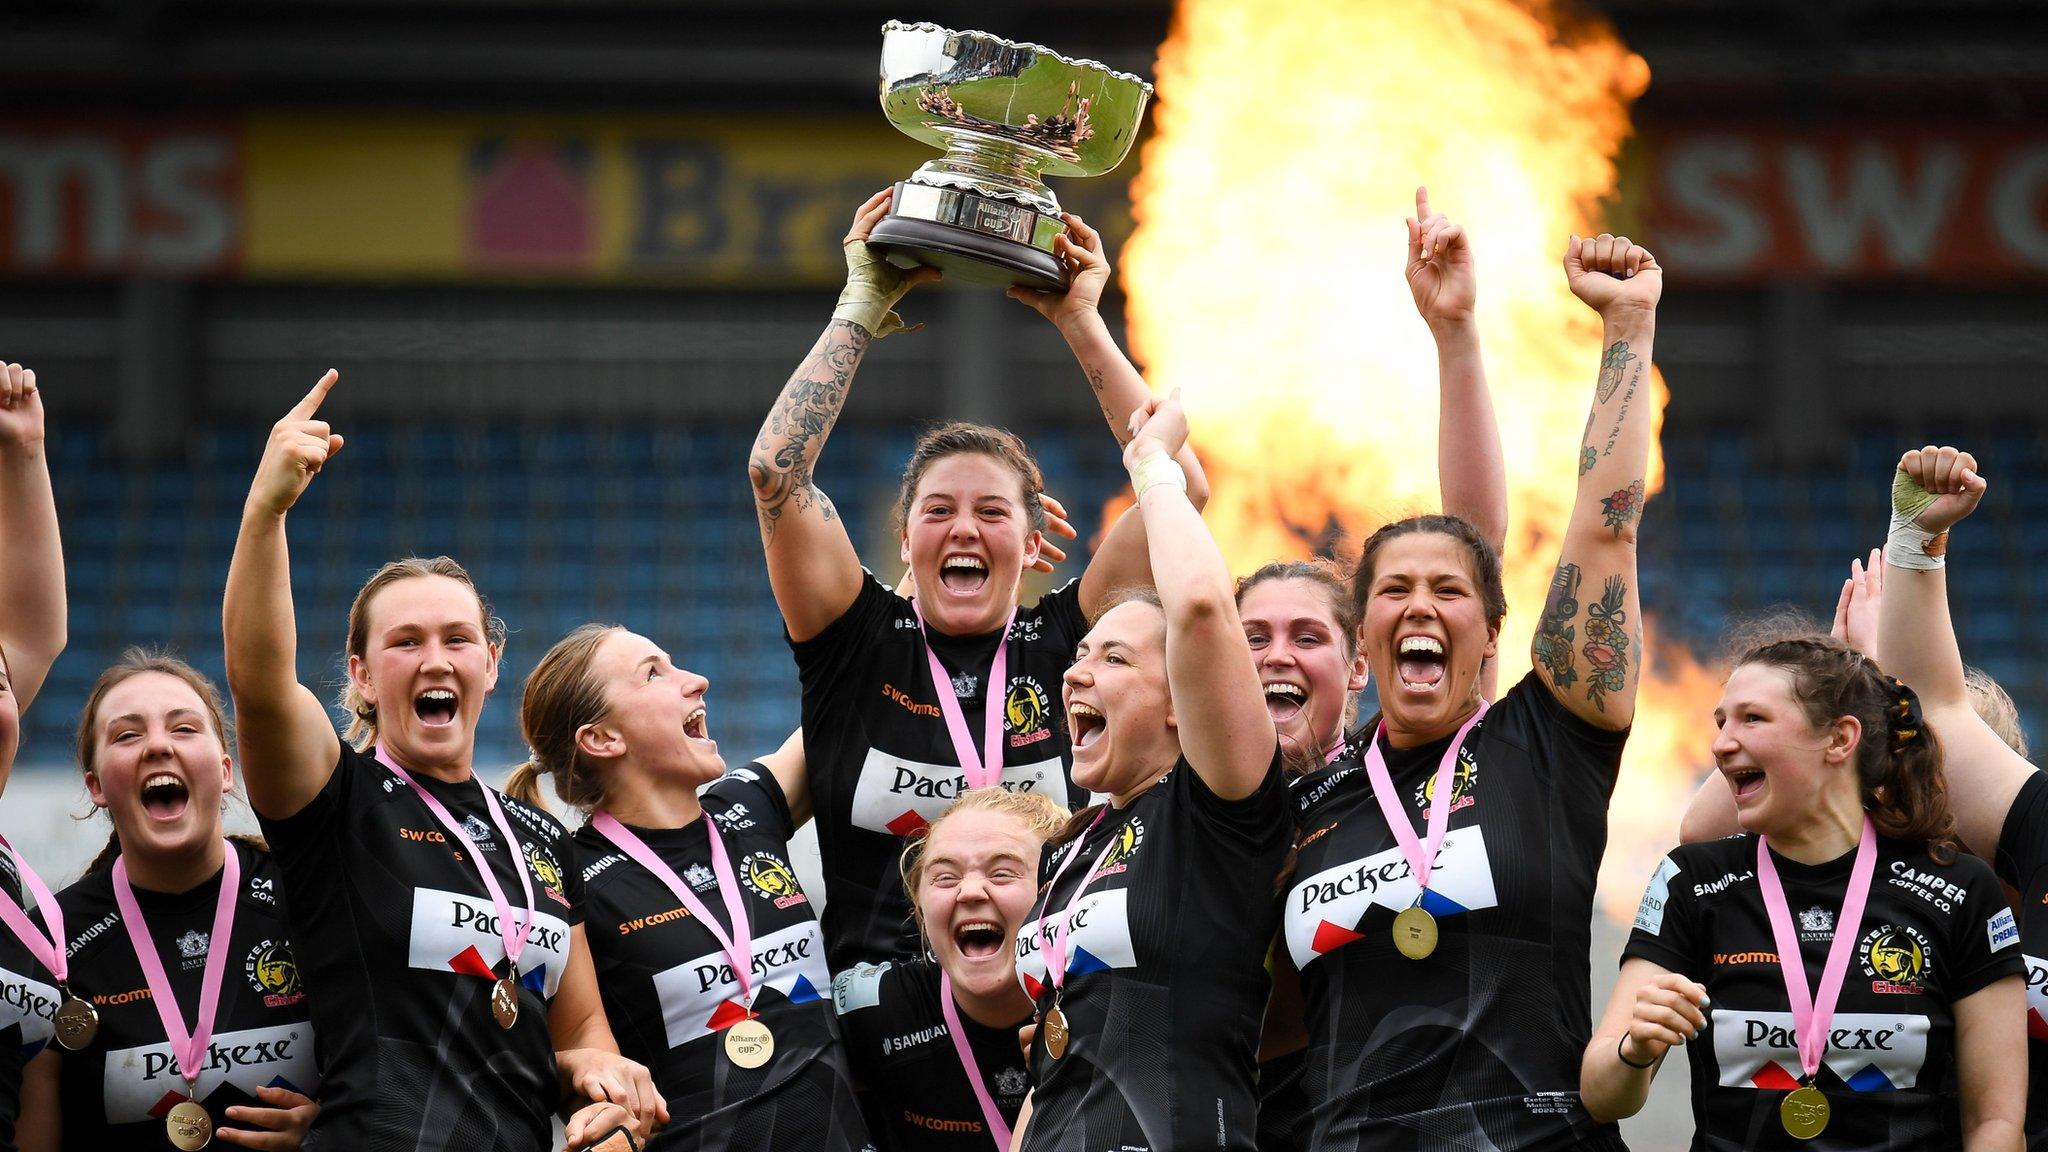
[1578, 411, 1597, 476]
[749, 320, 869, 539]
[1534, 562, 1582, 689]
[1597, 340, 1636, 404]
[1599, 362, 1642, 458]
[1600, 479, 1645, 536]
[1580, 576, 1631, 712]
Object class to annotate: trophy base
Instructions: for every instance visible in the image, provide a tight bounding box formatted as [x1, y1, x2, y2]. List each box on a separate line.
[868, 181, 1067, 291]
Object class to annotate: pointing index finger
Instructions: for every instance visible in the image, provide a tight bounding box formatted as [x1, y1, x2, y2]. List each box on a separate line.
[1415, 185, 1431, 221]
[287, 369, 339, 421]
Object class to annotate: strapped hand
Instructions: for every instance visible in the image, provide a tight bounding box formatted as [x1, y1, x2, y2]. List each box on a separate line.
[836, 189, 943, 338]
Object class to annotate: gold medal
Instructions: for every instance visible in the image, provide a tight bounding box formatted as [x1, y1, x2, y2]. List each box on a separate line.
[491, 976, 520, 1029]
[1780, 1085, 1830, 1139]
[1392, 906, 1438, 960]
[724, 1017, 774, 1068]
[53, 994, 97, 1051]
[1042, 1005, 1070, 1060]
[166, 1098, 212, 1150]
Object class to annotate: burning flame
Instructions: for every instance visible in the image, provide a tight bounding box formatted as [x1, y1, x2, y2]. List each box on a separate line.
[1123, 0, 1708, 917]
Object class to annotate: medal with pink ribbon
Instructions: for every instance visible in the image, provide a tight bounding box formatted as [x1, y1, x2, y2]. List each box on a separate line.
[1756, 817, 1878, 1140]
[112, 841, 240, 1150]
[0, 834, 98, 1050]
[1359, 704, 1488, 961]
[374, 745, 536, 1030]
[1026, 807, 1117, 1061]
[914, 603, 1016, 793]
[589, 811, 776, 1068]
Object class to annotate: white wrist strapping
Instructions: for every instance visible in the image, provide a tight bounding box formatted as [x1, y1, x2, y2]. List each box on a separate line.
[1130, 453, 1187, 501]
[1885, 470, 1948, 571]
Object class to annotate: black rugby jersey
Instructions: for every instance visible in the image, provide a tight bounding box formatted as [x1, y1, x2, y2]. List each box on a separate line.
[0, 856, 59, 1152]
[53, 840, 318, 1151]
[833, 955, 1032, 1152]
[792, 573, 1089, 972]
[572, 763, 870, 1152]
[1993, 770, 2048, 1148]
[1627, 832, 2020, 1151]
[257, 743, 582, 1152]
[1283, 672, 1628, 1152]
[1015, 750, 1287, 1152]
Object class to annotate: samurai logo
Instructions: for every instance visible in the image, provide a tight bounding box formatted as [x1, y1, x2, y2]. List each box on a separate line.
[243, 939, 306, 1007]
[1861, 924, 1931, 994]
[740, 853, 809, 910]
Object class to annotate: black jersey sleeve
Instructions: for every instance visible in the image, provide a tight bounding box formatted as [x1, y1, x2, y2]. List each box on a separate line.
[1945, 853, 2026, 999]
[256, 741, 370, 853]
[1621, 847, 1701, 978]
[1035, 579, 1087, 645]
[708, 762, 796, 842]
[1502, 670, 1631, 810]
[1181, 743, 1289, 854]
[1995, 769, 2048, 893]
[789, 570, 899, 684]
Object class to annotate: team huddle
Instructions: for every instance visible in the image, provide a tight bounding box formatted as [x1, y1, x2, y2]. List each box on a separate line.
[0, 182, 2029, 1152]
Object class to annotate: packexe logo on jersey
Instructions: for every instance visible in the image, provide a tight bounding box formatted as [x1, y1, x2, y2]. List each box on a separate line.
[407, 888, 572, 997]
[448, 902, 567, 955]
[104, 1022, 320, 1125]
[1710, 1007, 1929, 1090]
[692, 937, 815, 995]
[851, 749, 1065, 837]
[139, 1033, 299, 1082]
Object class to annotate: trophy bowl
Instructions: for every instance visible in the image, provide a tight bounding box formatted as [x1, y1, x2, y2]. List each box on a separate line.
[867, 21, 1154, 290]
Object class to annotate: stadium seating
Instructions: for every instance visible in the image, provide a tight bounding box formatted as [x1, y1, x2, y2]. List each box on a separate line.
[23, 419, 2039, 775]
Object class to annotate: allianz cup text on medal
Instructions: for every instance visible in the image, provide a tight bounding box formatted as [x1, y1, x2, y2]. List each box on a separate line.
[867, 21, 1152, 291]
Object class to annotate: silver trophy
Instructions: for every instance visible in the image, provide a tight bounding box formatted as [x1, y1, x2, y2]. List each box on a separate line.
[867, 21, 1154, 290]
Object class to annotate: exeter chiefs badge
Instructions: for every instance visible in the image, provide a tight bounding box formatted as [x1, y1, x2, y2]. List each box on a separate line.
[243, 939, 306, 1008]
[739, 853, 809, 910]
[1006, 676, 1052, 749]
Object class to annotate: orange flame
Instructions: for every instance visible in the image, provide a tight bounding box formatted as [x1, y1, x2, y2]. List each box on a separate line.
[1124, 0, 1708, 917]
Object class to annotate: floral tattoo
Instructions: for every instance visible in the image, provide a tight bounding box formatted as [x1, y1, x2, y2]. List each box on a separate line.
[1600, 480, 1644, 536]
[1581, 576, 1631, 712]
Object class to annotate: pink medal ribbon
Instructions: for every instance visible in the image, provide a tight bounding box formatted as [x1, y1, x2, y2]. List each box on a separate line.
[1359, 704, 1489, 899]
[590, 811, 758, 1012]
[1324, 737, 1350, 765]
[1033, 808, 1118, 998]
[0, 835, 69, 989]
[375, 745, 536, 988]
[938, 971, 1013, 1152]
[1756, 817, 1879, 1086]
[913, 603, 1017, 792]
[112, 841, 240, 1101]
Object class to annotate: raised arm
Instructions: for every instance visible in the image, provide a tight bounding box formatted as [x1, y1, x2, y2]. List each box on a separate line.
[1531, 235, 1660, 729]
[1877, 446, 2030, 859]
[1406, 187, 1507, 554]
[757, 726, 811, 829]
[1008, 215, 1210, 618]
[1406, 187, 1506, 700]
[751, 191, 938, 643]
[0, 362, 64, 714]
[1125, 392, 1275, 799]
[222, 371, 345, 820]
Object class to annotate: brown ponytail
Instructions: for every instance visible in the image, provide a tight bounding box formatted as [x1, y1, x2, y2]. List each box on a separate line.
[511, 624, 622, 815]
[1733, 633, 1960, 862]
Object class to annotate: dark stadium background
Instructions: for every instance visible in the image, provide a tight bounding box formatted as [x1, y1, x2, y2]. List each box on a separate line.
[1, 2, 2042, 1144]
